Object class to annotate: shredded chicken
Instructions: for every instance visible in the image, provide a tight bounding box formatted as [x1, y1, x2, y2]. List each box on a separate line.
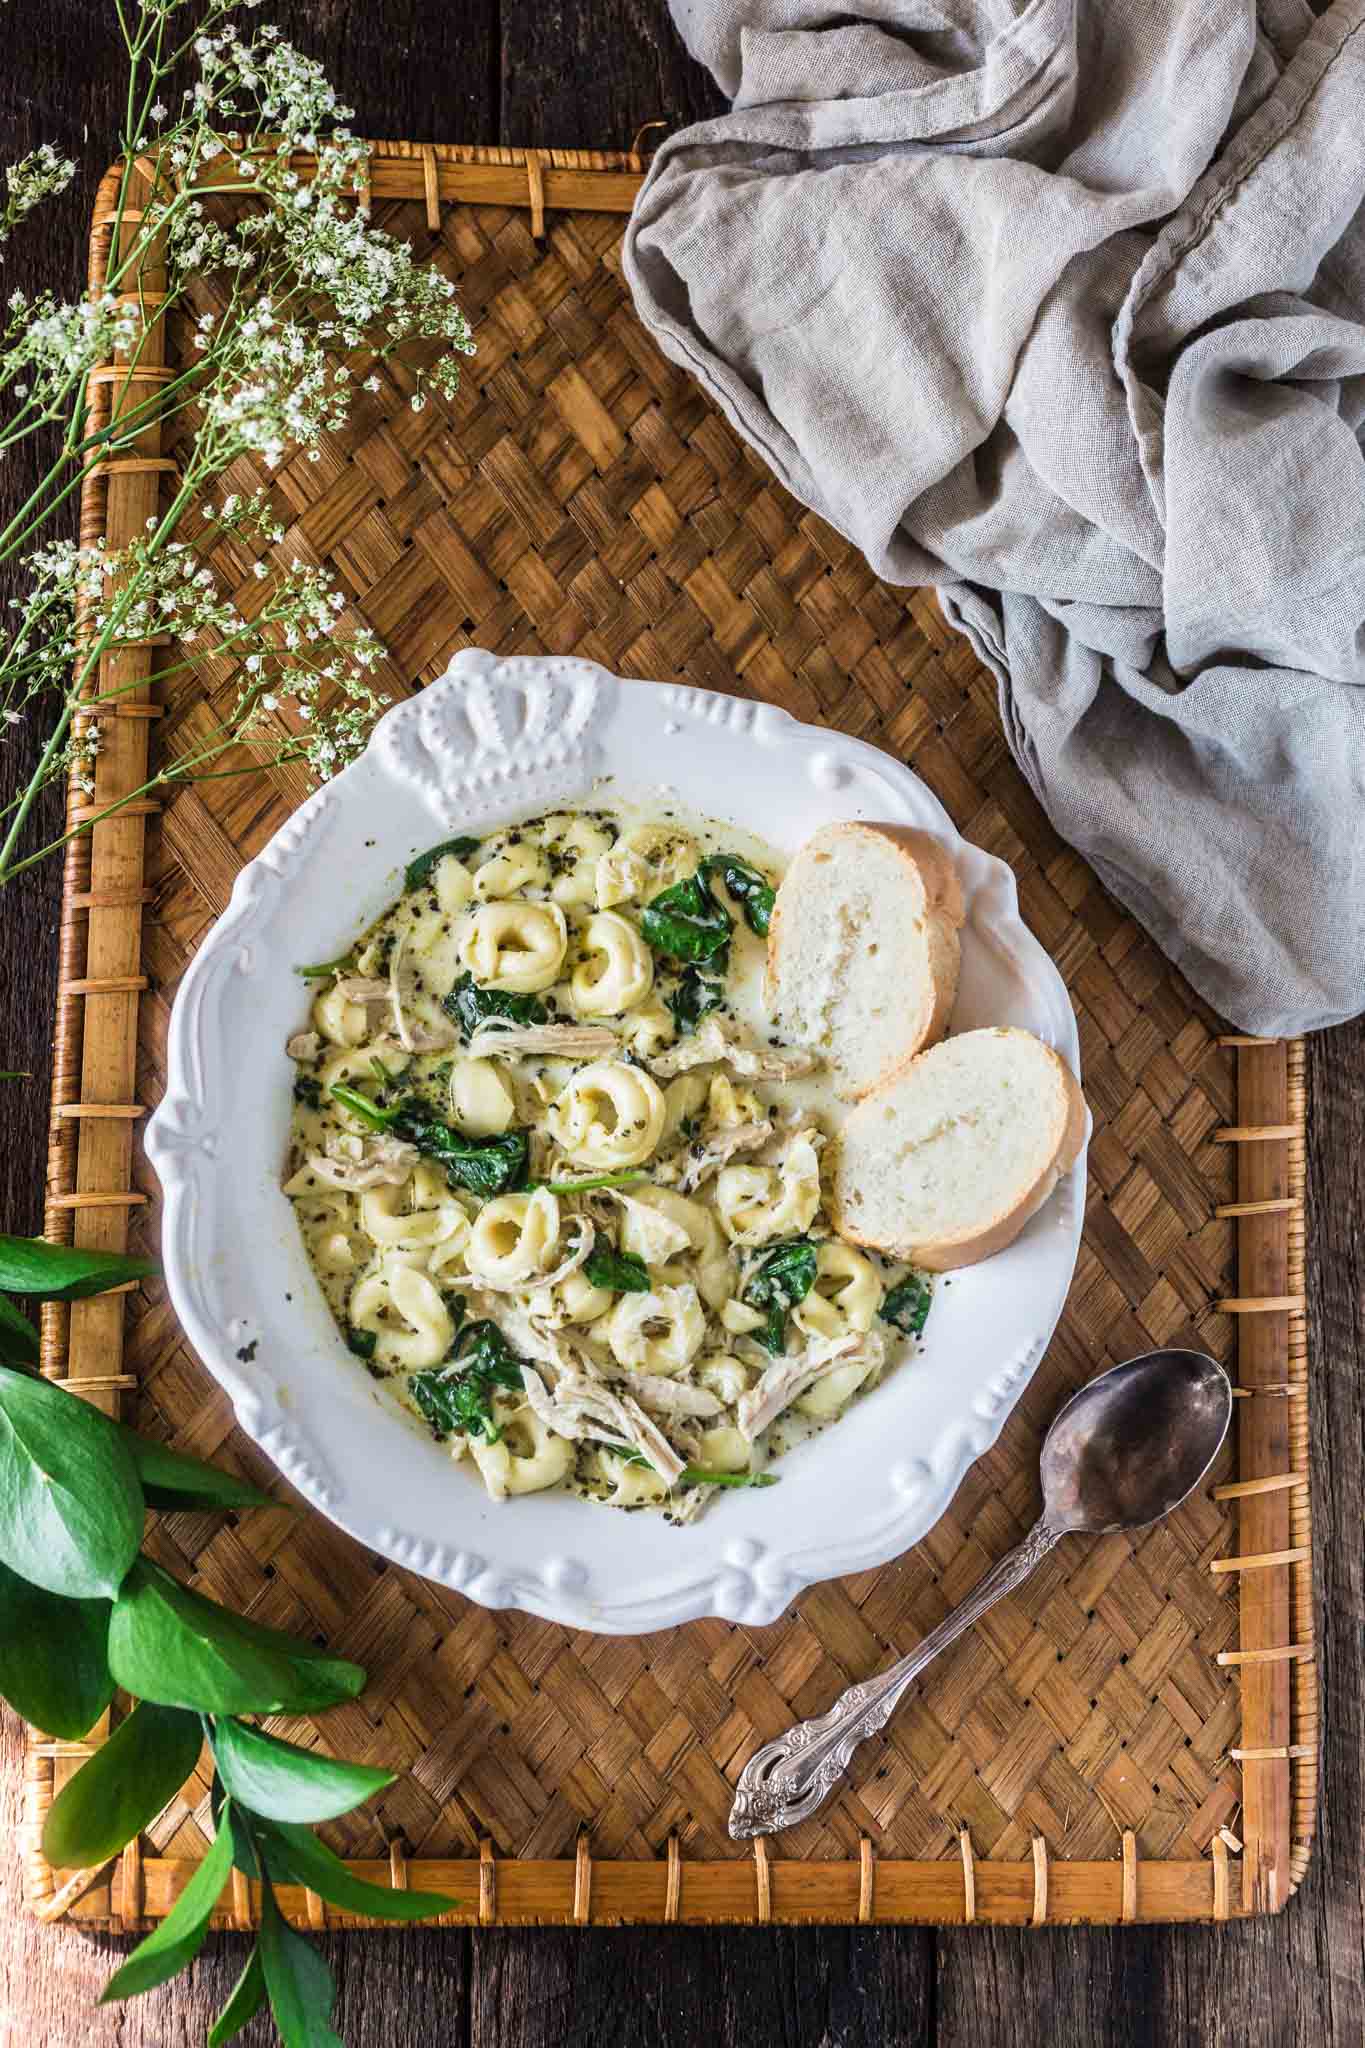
[679, 1118, 774, 1192]
[286, 1030, 322, 1062]
[627, 1372, 724, 1419]
[387, 930, 457, 1055]
[333, 975, 391, 1006]
[526, 1367, 686, 1486]
[648, 1017, 819, 1081]
[466, 1021, 618, 1061]
[611, 1192, 691, 1263]
[295, 1131, 420, 1191]
[737, 1329, 885, 1441]
[472, 1220, 596, 1296]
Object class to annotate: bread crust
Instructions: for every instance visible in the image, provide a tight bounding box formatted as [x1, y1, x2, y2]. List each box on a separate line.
[830, 1029, 1088, 1270]
[765, 822, 964, 1100]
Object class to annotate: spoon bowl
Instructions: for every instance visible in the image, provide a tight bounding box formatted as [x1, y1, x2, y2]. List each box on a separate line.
[1040, 1347, 1233, 1534]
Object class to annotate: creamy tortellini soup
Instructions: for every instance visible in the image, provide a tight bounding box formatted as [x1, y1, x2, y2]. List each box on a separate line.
[283, 807, 934, 1519]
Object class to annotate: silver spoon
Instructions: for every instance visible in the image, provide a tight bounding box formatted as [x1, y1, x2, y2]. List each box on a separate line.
[728, 1347, 1232, 1840]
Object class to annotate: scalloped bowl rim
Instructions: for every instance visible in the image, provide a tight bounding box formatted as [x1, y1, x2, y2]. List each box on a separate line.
[146, 649, 1088, 1634]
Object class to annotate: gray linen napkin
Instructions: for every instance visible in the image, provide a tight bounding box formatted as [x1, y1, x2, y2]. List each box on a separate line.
[623, 0, 1365, 1035]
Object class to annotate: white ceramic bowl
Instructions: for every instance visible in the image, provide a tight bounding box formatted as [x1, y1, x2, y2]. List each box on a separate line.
[146, 649, 1087, 1633]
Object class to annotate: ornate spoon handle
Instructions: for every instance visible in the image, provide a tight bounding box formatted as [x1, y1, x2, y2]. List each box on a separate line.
[728, 1518, 1061, 1839]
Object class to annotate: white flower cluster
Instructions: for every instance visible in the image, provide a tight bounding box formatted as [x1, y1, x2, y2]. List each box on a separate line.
[2, 289, 139, 412]
[0, 5, 476, 879]
[201, 300, 350, 468]
[4, 514, 388, 792]
[0, 144, 76, 247]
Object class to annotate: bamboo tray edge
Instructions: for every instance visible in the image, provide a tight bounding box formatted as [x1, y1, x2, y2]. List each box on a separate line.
[21, 142, 1317, 1932]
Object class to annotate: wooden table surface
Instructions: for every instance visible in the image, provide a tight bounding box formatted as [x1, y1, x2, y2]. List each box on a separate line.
[2, 5, 1362, 2042]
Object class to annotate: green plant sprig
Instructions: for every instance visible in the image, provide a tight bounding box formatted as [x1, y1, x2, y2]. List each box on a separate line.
[0, 1233, 459, 2042]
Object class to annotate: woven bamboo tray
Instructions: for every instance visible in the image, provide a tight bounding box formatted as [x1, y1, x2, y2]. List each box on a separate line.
[21, 143, 1316, 1932]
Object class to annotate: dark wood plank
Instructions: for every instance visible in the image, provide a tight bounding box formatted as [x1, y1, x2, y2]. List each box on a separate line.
[498, 0, 724, 151]
[469, 1926, 932, 2046]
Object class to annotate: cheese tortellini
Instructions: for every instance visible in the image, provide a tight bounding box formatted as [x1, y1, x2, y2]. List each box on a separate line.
[571, 911, 654, 1017]
[543, 813, 613, 906]
[474, 837, 550, 900]
[715, 1129, 822, 1246]
[359, 1163, 469, 1257]
[466, 1189, 561, 1286]
[348, 1261, 456, 1371]
[546, 1060, 665, 1169]
[793, 1241, 882, 1342]
[606, 1282, 707, 1377]
[449, 1056, 515, 1137]
[286, 804, 935, 1522]
[458, 900, 567, 993]
[313, 981, 372, 1049]
[471, 1407, 576, 1500]
[595, 823, 699, 908]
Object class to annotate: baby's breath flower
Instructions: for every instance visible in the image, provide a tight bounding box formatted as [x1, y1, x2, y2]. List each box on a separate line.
[0, 17, 471, 879]
[0, 144, 76, 247]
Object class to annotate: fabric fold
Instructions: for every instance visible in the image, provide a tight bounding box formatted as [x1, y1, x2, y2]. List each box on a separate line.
[625, 0, 1365, 1032]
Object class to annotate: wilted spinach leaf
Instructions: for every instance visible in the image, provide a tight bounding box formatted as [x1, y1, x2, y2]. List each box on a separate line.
[407, 1321, 526, 1444]
[880, 1273, 933, 1338]
[743, 1239, 819, 1356]
[390, 1110, 529, 1198]
[665, 966, 726, 1037]
[639, 872, 732, 963]
[327, 1084, 529, 1197]
[405, 835, 480, 892]
[583, 1247, 650, 1293]
[704, 853, 776, 937]
[443, 971, 547, 1039]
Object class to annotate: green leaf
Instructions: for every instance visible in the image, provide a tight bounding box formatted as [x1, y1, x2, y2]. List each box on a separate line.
[743, 1239, 819, 1356]
[390, 1103, 529, 1198]
[212, 1718, 394, 1823]
[407, 1320, 525, 1445]
[0, 1234, 157, 1301]
[295, 955, 354, 980]
[664, 966, 726, 1038]
[583, 1247, 650, 1293]
[258, 1869, 345, 2048]
[327, 1084, 531, 1199]
[600, 1444, 778, 1489]
[346, 1325, 378, 1362]
[703, 853, 776, 937]
[260, 1817, 458, 1921]
[328, 1082, 398, 1132]
[118, 1426, 275, 1512]
[101, 1810, 235, 2002]
[639, 872, 732, 962]
[880, 1273, 933, 1338]
[208, 1945, 267, 2045]
[42, 1700, 202, 1869]
[405, 836, 479, 892]
[109, 1558, 367, 1715]
[442, 970, 545, 1038]
[0, 1293, 38, 1364]
[0, 1561, 113, 1737]
[532, 1169, 649, 1194]
[0, 1365, 144, 1597]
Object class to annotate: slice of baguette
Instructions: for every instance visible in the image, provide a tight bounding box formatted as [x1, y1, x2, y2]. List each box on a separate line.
[831, 1026, 1087, 1270]
[765, 822, 963, 1100]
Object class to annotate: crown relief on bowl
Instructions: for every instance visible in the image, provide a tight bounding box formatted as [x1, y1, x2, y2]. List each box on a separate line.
[147, 652, 1086, 1632]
